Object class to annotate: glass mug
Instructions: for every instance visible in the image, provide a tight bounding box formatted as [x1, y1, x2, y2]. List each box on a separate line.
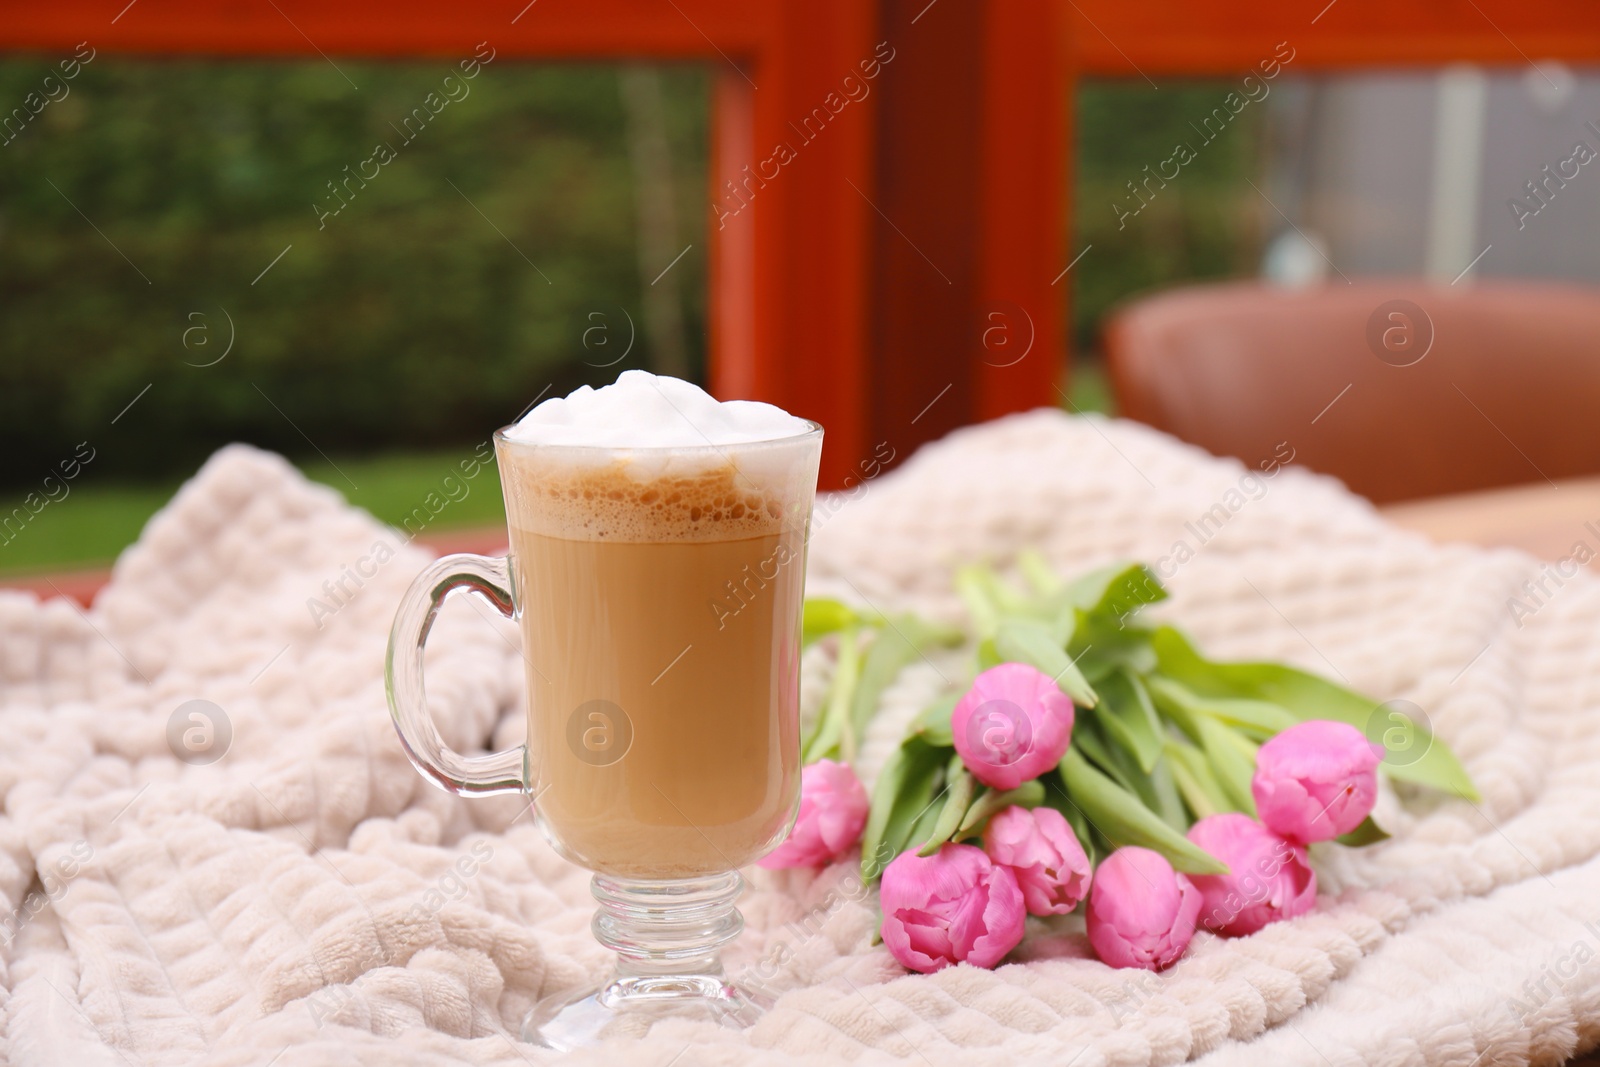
[387, 422, 823, 1048]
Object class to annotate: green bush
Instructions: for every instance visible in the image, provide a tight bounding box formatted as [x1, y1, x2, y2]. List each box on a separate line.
[0, 57, 708, 486]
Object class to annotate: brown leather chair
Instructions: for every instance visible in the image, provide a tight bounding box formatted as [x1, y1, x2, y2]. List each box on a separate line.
[1103, 280, 1600, 503]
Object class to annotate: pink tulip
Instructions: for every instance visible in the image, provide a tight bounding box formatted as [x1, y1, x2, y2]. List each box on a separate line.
[981, 806, 1092, 916]
[1185, 814, 1316, 936]
[1085, 847, 1201, 971]
[1252, 720, 1382, 844]
[760, 759, 871, 869]
[879, 843, 1026, 973]
[952, 663, 1075, 790]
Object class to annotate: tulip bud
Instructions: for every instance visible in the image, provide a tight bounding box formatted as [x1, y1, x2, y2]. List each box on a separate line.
[759, 759, 870, 869]
[1085, 846, 1200, 970]
[1185, 813, 1316, 936]
[1252, 720, 1382, 844]
[981, 805, 1091, 916]
[879, 843, 1026, 973]
[952, 663, 1075, 790]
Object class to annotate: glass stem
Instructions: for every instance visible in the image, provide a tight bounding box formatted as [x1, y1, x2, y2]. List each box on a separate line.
[591, 872, 745, 1000]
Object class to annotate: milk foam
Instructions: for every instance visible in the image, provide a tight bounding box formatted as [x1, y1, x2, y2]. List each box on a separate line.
[504, 370, 810, 448]
[498, 372, 820, 542]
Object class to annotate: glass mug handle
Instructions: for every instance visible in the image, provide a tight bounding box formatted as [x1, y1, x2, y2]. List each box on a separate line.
[386, 553, 527, 796]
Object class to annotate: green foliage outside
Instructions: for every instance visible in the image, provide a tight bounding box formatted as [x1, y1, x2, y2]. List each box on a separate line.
[0, 61, 1262, 573]
[1073, 79, 1265, 354]
[0, 56, 709, 488]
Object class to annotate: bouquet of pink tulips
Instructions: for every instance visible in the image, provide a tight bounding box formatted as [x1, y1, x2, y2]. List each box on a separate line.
[774, 557, 1477, 974]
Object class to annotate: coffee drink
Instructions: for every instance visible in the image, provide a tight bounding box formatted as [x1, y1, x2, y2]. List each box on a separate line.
[387, 371, 824, 1043]
[496, 373, 820, 878]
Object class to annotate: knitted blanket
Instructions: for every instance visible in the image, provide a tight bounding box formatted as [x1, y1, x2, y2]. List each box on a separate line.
[3, 410, 1597, 1067]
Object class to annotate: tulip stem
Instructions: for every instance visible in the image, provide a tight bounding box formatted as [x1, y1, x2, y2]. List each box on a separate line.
[916, 757, 973, 856]
[805, 624, 861, 764]
[1059, 748, 1230, 875]
[955, 565, 1003, 639]
[956, 780, 1046, 837]
[1017, 549, 1064, 597]
[1165, 739, 1232, 820]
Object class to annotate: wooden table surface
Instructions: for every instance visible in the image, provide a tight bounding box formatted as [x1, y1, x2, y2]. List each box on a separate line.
[1379, 475, 1600, 564]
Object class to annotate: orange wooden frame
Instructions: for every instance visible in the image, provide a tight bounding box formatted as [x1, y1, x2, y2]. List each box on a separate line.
[5, 1, 1599, 490]
[1067, 1, 1600, 74]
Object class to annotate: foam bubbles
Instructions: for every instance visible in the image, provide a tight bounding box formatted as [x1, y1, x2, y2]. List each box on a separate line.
[504, 370, 810, 448]
[498, 373, 821, 542]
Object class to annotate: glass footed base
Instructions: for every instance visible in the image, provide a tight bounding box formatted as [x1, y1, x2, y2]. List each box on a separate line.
[521, 871, 765, 1050]
[522, 973, 772, 1049]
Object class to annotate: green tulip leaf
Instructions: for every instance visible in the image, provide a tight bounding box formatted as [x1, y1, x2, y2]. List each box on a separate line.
[1017, 549, 1065, 597]
[911, 691, 960, 748]
[904, 785, 948, 855]
[1166, 739, 1232, 821]
[1144, 674, 1298, 741]
[956, 564, 1032, 639]
[1334, 814, 1391, 847]
[994, 618, 1098, 708]
[1194, 714, 1259, 817]
[917, 756, 975, 856]
[1094, 669, 1165, 772]
[850, 615, 963, 743]
[1062, 562, 1169, 620]
[803, 624, 861, 763]
[802, 597, 860, 648]
[860, 737, 947, 881]
[957, 780, 1046, 836]
[1073, 715, 1145, 799]
[1151, 626, 1479, 801]
[1050, 599, 1081, 649]
[1059, 748, 1229, 875]
[1070, 618, 1160, 683]
[1040, 775, 1106, 865]
[1148, 756, 1189, 833]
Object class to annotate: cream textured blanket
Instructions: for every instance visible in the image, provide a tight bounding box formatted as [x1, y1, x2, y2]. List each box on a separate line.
[3, 411, 1598, 1067]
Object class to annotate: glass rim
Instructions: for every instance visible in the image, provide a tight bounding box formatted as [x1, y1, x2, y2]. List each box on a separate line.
[492, 419, 824, 456]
